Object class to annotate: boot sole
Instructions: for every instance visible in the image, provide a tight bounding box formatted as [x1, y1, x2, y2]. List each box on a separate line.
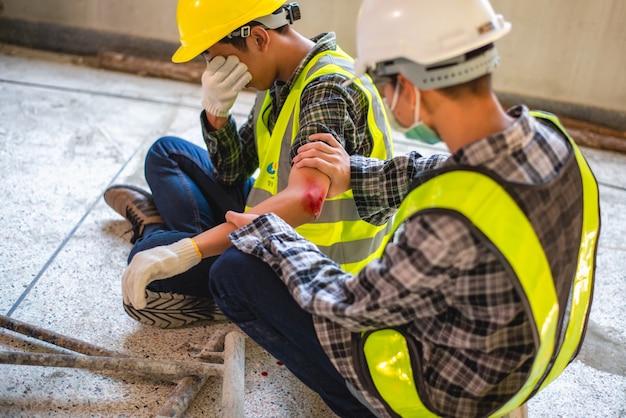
[123, 289, 228, 329]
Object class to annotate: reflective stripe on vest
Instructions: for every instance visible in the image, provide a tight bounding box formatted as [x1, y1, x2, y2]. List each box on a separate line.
[530, 111, 600, 392]
[361, 120, 599, 417]
[247, 47, 394, 273]
[492, 112, 600, 415]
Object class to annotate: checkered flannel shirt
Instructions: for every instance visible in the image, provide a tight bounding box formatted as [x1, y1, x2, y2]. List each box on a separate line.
[229, 106, 573, 417]
[201, 32, 376, 187]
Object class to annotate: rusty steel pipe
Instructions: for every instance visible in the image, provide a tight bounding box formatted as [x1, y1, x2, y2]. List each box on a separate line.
[0, 315, 246, 417]
[155, 331, 246, 418]
[0, 314, 119, 357]
[0, 351, 224, 381]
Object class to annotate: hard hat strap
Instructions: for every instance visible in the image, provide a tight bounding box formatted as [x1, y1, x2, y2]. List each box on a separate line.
[370, 44, 499, 90]
[228, 2, 301, 39]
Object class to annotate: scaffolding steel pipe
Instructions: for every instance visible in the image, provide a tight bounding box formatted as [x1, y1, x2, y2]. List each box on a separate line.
[0, 314, 247, 417]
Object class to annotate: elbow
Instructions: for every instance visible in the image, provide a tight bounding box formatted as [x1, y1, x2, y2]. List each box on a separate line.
[300, 182, 327, 221]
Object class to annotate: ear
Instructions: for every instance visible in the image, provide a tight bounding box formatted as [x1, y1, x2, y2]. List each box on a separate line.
[249, 26, 271, 52]
[397, 74, 416, 101]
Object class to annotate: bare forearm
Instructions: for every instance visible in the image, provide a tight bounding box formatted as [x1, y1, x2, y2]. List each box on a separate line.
[193, 222, 237, 258]
[206, 113, 228, 131]
[194, 167, 329, 258]
[247, 187, 322, 226]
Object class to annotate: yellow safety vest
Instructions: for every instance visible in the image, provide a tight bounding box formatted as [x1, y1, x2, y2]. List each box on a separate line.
[246, 47, 394, 273]
[357, 112, 600, 417]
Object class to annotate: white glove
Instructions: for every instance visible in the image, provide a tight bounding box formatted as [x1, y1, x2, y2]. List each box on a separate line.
[122, 238, 202, 310]
[201, 55, 252, 117]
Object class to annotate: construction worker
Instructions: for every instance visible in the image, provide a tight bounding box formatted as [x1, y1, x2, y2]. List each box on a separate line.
[103, 0, 393, 328]
[209, 0, 601, 416]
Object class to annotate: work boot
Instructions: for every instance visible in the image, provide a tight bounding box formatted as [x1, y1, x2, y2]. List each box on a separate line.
[123, 289, 228, 329]
[104, 185, 164, 244]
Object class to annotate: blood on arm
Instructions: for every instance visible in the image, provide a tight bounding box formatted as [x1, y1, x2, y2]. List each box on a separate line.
[301, 179, 327, 219]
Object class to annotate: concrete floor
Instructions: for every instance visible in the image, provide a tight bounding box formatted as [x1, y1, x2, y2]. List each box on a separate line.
[0, 44, 624, 417]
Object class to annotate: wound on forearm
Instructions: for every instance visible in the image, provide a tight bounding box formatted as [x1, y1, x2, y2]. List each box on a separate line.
[302, 181, 326, 219]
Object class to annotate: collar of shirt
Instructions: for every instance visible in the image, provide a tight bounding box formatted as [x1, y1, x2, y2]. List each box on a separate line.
[450, 105, 534, 167]
[270, 32, 337, 109]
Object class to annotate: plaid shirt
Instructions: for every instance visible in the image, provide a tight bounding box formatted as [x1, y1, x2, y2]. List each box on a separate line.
[201, 32, 375, 187]
[229, 106, 572, 417]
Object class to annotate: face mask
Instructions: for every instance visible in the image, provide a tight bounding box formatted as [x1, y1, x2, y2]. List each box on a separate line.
[385, 82, 441, 144]
[385, 82, 420, 133]
[404, 124, 441, 144]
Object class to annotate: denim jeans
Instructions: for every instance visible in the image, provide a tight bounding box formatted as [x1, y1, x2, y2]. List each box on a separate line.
[209, 247, 377, 418]
[129, 136, 254, 298]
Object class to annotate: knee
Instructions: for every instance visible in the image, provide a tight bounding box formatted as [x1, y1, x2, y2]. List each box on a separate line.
[144, 136, 185, 184]
[210, 247, 269, 298]
[210, 248, 277, 323]
[145, 136, 184, 169]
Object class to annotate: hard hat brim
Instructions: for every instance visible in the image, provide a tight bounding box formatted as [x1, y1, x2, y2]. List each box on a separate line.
[172, 45, 197, 64]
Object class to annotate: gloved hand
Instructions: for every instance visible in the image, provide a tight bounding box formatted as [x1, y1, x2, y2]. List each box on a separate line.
[201, 55, 252, 117]
[122, 238, 202, 310]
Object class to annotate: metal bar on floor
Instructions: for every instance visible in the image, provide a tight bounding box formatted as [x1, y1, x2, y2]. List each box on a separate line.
[0, 313, 121, 357]
[0, 350, 224, 380]
[0, 314, 245, 418]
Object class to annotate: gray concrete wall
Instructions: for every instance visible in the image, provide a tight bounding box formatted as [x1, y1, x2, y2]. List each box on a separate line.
[1, 0, 624, 123]
[490, 0, 626, 115]
[0, 0, 179, 42]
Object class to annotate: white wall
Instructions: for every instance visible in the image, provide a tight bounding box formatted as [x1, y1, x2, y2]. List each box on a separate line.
[491, 0, 626, 113]
[2, 0, 625, 116]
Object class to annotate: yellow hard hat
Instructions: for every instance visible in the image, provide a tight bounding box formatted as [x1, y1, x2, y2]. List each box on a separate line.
[172, 0, 288, 63]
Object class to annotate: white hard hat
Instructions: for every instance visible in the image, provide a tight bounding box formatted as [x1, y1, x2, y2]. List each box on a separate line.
[354, 0, 511, 90]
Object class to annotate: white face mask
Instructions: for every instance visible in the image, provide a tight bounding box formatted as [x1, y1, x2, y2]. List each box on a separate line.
[384, 81, 421, 134]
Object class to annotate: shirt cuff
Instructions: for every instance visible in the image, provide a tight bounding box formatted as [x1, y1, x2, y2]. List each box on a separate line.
[228, 213, 316, 260]
[200, 110, 238, 153]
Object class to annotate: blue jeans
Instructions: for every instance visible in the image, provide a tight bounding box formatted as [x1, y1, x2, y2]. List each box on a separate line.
[129, 136, 254, 298]
[209, 247, 377, 418]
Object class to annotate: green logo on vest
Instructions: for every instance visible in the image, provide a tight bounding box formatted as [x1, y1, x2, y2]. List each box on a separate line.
[266, 162, 276, 175]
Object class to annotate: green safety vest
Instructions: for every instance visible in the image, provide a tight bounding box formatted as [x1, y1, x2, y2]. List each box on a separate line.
[246, 47, 395, 273]
[356, 112, 600, 417]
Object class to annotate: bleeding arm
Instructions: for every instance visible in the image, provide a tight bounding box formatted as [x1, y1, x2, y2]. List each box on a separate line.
[193, 164, 330, 258]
